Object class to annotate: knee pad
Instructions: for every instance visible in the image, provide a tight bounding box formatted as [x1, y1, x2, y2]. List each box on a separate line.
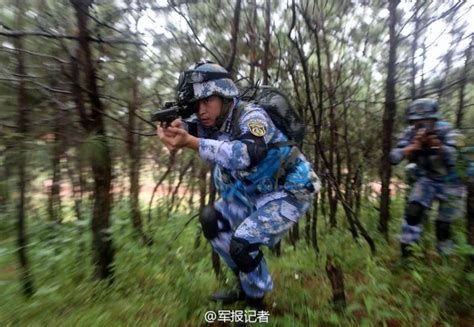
[229, 237, 263, 273]
[199, 206, 226, 240]
[435, 221, 451, 241]
[406, 202, 425, 225]
[400, 222, 423, 244]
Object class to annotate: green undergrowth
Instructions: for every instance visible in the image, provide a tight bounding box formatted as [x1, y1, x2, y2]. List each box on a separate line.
[0, 198, 473, 326]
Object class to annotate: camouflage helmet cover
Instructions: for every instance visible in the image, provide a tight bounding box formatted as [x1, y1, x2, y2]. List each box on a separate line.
[176, 61, 238, 104]
[406, 98, 439, 121]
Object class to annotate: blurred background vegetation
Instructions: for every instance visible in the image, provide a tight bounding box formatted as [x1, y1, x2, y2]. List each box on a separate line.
[0, 0, 473, 325]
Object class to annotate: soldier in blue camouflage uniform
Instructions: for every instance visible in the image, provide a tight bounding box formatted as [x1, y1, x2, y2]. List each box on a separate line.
[390, 98, 465, 258]
[156, 61, 320, 308]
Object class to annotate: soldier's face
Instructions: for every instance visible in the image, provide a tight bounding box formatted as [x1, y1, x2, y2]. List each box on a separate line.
[197, 95, 223, 127]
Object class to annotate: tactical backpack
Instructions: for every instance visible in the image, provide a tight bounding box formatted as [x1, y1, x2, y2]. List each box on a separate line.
[234, 85, 306, 144]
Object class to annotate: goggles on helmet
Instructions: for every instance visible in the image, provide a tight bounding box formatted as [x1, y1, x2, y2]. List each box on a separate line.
[180, 70, 232, 84]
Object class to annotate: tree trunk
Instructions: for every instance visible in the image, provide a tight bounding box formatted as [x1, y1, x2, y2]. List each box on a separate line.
[170, 159, 193, 212]
[208, 165, 220, 275]
[290, 2, 321, 251]
[325, 255, 346, 310]
[409, 0, 421, 99]
[304, 211, 311, 245]
[355, 166, 363, 219]
[198, 163, 208, 212]
[459, 38, 473, 267]
[14, 0, 35, 297]
[320, 22, 339, 229]
[188, 162, 196, 214]
[211, 250, 221, 277]
[226, 0, 241, 73]
[328, 107, 338, 229]
[419, 36, 427, 95]
[379, 0, 400, 240]
[48, 103, 64, 224]
[467, 181, 474, 267]
[147, 155, 174, 223]
[128, 80, 151, 245]
[71, 0, 114, 280]
[262, 0, 271, 84]
[66, 154, 83, 222]
[248, 0, 257, 84]
[291, 222, 299, 245]
[455, 36, 472, 129]
[311, 197, 319, 253]
[197, 162, 221, 276]
[273, 240, 282, 257]
[300, 6, 334, 230]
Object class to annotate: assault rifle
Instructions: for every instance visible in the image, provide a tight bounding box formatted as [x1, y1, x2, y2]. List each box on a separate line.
[415, 123, 440, 151]
[151, 102, 194, 126]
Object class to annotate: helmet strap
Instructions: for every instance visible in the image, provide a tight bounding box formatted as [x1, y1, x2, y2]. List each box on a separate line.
[215, 98, 233, 129]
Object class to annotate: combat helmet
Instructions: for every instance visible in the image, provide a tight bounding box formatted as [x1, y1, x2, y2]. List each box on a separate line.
[406, 98, 439, 122]
[176, 60, 239, 104]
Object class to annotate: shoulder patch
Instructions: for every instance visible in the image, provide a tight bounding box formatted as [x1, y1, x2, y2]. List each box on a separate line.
[247, 120, 267, 137]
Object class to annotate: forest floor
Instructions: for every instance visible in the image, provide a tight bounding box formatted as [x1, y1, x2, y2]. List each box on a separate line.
[0, 199, 473, 326]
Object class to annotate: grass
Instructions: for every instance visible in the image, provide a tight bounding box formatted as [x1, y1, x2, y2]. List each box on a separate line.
[0, 198, 473, 326]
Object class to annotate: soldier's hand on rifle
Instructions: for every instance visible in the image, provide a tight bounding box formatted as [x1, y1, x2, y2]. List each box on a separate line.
[156, 119, 199, 152]
[403, 128, 425, 156]
[426, 134, 442, 150]
[156, 119, 186, 151]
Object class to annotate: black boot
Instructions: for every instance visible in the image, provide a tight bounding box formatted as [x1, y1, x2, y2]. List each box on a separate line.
[232, 297, 266, 327]
[209, 288, 246, 304]
[401, 242, 412, 258]
[245, 296, 265, 311]
[391, 243, 411, 272]
[210, 269, 245, 304]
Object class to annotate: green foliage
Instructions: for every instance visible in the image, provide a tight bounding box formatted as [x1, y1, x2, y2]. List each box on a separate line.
[0, 0, 473, 325]
[79, 134, 111, 166]
[1, 199, 473, 326]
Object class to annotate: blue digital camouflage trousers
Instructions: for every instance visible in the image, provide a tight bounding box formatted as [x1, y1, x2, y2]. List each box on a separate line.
[210, 194, 311, 298]
[400, 176, 466, 245]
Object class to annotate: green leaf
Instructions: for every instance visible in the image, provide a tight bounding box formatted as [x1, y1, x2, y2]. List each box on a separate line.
[412, 271, 423, 283]
[456, 245, 474, 256]
[465, 273, 474, 283]
[329, 313, 340, 324]
[354, 284, 367, 295]
[35, 284, 60, 296]
[346, 302, 363, 314]
[361, 318, 373, 327]
[364, 297, 374, 312]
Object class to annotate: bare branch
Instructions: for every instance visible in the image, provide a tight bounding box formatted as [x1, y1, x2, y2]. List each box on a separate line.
[0, 77, 71, 94]
[0, 30, 146, 45]
[0, 46, 70, 64]
[168, 5, 224, 64]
